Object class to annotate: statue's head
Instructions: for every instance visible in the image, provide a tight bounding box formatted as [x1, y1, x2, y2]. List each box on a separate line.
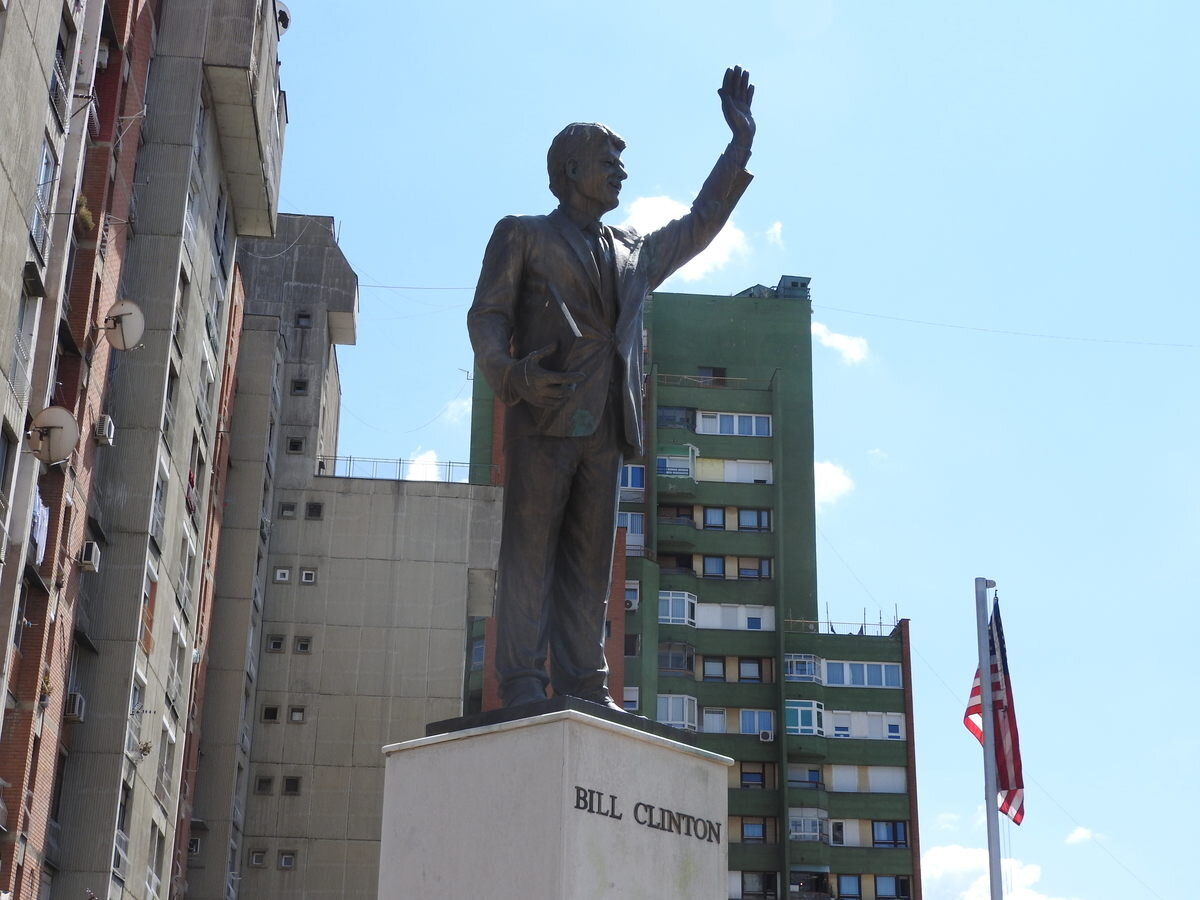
[547, 123, 627, 214]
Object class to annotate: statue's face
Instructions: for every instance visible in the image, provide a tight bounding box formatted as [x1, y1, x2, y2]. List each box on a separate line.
[567, 143, 627, 215]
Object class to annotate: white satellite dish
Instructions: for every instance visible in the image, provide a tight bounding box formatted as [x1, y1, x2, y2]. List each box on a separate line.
[27, 406, 80, 464]
[102, 299, 145, 351]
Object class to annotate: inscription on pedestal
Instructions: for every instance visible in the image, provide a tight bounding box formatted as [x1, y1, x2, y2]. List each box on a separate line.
[572, 784, 722, 844]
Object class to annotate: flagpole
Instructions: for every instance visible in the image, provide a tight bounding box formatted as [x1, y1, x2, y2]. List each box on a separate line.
[975, 577, 1003, 900]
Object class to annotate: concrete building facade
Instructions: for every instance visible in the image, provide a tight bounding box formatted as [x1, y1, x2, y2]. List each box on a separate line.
[186, 215, 502, 900]
[468, 276, 923, 900]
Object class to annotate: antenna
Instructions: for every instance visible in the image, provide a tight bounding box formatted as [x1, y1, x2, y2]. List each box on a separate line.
[26, 407, 80, 464]
[102, 299, 145, 350]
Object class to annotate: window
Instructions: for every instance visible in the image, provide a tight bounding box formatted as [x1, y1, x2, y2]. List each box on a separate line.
[825, 660, 902, 688]
[737, 508, 770, 531]
[616, 511, 645, 554]
[838, 875, 862, 899]
[622, 687, 639, 712]
[656, 694, 697, 731]
[288, 706, 305, 723]
[702, 707, 726, 734]
[696, 366, 726, 386]
[295, 312, 312, 328]
[875, 875, 912, 899]
[188, 837, 201, 856]
[254, 776, 274, 794]
[623, 634, 640, 657]
[830, 820, 846, 845]
[273, 568, 290, 583]
[248, 850, 267, 867]
[304, 502, 323, 520]
[784, 700, 824, 736]
[658, 591, 696, 626]
[739, 709, 774, 735]
[832, 712, 851, 738]
[265, 635, 285, 653]
[290, 379, 308, 395]
[262, 705, 279, 723]
[279, 502, 296, 519]
[721, 458, 773, 484]
[737, 557, 771, 579]
[282, 776, 301, 795]
[741, 871, 776, 900]
[656, 454, 691, 477]
[738, 658, 762, 683]
[789, 813, 828, 842]
[787, 766, 822, 789]
[740, 762, 767, 790]
[286, 437, 304, 454]
[657, 406, 690, 429]
[294, 636, 312, 654]
[746, 614, 763, 630]
[783, 653, 821, 682]
[469, 639, 485, 670]
[702, 658, 725, 682]
[619, 465, 644, 490]
[299, 568, 317, 585]
[696, 411, 771, 436]
[741, 817, 767, 843]
[887, 720, 903, 740]
[278, 851, 296, 870]
[657, 642, 694, 675]
[702, 507, 725, 529]
[702, 556, 725, 578]
[872, 821, 908, 848]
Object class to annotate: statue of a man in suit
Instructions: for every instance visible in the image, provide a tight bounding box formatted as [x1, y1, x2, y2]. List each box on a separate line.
[468, 67, 756, 709]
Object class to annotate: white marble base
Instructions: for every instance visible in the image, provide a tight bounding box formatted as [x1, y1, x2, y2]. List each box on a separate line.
[379, 709, 733, 900]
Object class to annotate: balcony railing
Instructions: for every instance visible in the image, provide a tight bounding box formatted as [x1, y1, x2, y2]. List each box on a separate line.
[49, 57, 70, 127]
[8, 333, 32, 407]
[658, 373, 773, 391]
[113, 828, 130, 877]
[782, 618, 900, 637]
[146, 865, 162, 900]
[315, 455, 495, 483]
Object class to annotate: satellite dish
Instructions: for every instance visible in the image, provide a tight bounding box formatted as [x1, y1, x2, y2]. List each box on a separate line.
[27, 406, 80, 464]
[277, 3, 291, 34]
[103, 299, 145, 351]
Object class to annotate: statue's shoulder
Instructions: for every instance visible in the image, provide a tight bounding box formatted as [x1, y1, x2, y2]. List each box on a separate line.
[608, 224, 643, 251]
[490, 213, 554, 238]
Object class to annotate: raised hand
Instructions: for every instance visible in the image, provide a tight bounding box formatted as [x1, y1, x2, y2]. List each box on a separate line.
[514, 345, 584, 408]
[719, 65, 756, 149]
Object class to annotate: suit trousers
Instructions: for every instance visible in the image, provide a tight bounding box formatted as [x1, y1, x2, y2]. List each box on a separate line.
[495, 393, 623, 703]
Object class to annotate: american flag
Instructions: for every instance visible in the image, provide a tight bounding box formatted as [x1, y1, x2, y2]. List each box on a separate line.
[964, 598, 1025, 824]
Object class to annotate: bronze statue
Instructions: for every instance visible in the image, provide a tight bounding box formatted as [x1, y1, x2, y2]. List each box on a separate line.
[468, 67, 756, 709]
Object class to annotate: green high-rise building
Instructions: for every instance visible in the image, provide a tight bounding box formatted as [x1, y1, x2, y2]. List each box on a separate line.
[468, 275, 922, 900]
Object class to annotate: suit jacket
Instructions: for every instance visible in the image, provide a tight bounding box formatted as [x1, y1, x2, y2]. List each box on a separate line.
[468, 145, 752, 458]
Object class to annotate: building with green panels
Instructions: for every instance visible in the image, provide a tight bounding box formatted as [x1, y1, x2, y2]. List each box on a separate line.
[468, 275, 921, 900]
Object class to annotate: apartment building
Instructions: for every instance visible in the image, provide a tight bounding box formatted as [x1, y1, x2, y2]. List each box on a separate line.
[184, 215, 502, 900]
[7, 1, 288, 898]
[468, 276, 922, 900]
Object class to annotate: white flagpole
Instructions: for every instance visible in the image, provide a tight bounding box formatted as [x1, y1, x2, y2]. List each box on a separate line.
[975, 577, 1003, 900]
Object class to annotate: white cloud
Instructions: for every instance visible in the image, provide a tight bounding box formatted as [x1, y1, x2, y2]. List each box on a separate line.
[923, 845, 1085, 900]
[407, 449, 442, 481]
[814, 461, 853, 510]
[766, 220, 784, 248]
[442, 397, 472, 425]
[812, 321, 869, 364]
[1065, 826, 1095, 845]
[867, 447, 888, 462]
[936, 812, 962, 832]
[620, 196, 748, 283]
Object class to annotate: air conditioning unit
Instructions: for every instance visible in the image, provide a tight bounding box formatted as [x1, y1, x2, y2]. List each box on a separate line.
[624, 597, 639, 612]
[94, 414, 115, 446]
[758, 729, 775, 743]
[64, 691, 86, 722]
[79, 541, 101, 572]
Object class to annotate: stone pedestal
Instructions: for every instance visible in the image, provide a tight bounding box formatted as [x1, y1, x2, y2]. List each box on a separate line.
[379, 708, 733, 900]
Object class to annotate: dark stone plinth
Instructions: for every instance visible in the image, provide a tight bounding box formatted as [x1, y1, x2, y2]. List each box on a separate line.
[426, 696, 698, 746]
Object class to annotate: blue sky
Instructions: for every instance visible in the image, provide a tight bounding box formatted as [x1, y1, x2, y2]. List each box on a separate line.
[275, 3, 1197, 897]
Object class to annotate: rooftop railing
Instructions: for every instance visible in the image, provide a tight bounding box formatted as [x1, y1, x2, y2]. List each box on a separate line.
[315, 456, 496, 483]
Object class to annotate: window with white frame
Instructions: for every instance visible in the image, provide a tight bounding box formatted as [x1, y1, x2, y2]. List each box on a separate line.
[723, 459, 772, 484]
[739, 709, 774, 735]
[619, 465, 645, 490]
[658, 591, 696, 626]
[788, 808, 829, 842]
[783, 653, 821, 682]
[826, 710, 905, 740]
[656, 454, 692, 477]
[831, 711, 851, 738]
[616, 511, 645, 551]
[702, 707, 727, 734]
[656, 694, 697, 731]
[697, 411, 772, 437]
[622, 686, 639, 712]
[784, 700, 825, 736]
[824, 660, 902, 688]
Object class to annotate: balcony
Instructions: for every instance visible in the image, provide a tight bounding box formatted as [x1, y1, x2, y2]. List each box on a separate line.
[49, 55, 70, 128]
[204, 0, 286, 236]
